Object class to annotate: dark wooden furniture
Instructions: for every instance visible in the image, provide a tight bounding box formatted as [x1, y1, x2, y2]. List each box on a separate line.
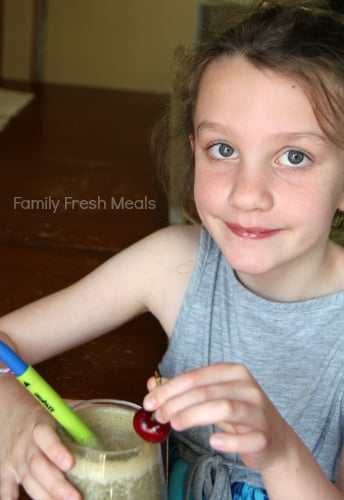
[0, 80, 169, 498]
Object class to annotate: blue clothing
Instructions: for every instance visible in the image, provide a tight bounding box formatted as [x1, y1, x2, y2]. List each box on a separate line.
[232, 483, 268, 500]
[160, 229, 344, 499]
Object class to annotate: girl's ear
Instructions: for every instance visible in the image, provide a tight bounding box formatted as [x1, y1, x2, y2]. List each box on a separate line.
[189, 134, 195, 153]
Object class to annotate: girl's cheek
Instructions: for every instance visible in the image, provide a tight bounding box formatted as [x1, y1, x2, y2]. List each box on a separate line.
[194, 178, 223, 214]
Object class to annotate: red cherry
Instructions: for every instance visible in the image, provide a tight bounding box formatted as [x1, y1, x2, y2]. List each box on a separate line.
[133, 407, 171, 443]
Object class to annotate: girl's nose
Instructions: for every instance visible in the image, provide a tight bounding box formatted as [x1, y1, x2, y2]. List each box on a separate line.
[227, 166, 273, 212]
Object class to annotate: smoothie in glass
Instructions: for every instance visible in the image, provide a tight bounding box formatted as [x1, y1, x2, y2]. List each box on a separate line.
[58, 399, 166, 499]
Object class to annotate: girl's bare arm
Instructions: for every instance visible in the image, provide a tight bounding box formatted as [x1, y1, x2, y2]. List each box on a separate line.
[0, 224, 199, 364]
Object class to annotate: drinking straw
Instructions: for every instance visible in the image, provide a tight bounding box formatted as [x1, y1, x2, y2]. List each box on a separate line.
[0, 341, 99, 447]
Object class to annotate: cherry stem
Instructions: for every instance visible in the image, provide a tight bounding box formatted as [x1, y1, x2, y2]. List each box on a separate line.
[154, 370, 161, 387]
[151, 370, 162, 421]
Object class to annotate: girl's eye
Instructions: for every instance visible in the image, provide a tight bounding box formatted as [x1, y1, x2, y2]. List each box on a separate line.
[278, 149, 311, 168]
[207, 143, 238, 160]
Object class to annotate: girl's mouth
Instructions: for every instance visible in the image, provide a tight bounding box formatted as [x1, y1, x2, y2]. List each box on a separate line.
[227, 223, 281, 240]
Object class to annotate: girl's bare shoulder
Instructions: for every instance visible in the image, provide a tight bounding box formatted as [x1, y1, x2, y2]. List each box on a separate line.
[137, 224, 201, 335]
[145, 223, 201, 268]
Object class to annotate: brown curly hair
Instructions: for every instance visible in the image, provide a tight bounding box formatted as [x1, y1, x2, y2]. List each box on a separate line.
[154, 0, 344, 235]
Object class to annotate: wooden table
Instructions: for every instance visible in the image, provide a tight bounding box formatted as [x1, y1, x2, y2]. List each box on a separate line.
[0, 81, 169, 498]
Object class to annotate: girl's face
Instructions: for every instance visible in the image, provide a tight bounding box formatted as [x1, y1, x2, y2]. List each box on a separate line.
[192, 57, 344, 293]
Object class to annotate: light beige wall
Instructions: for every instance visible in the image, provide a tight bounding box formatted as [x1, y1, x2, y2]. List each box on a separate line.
[2, 1, 33, 80]
[3, 0, 198, 93]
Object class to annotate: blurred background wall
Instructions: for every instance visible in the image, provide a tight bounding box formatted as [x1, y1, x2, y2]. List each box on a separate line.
[1, 0, 198, 93]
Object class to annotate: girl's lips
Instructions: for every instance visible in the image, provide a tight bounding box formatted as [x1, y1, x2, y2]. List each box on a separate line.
[227, 223, 281, 240]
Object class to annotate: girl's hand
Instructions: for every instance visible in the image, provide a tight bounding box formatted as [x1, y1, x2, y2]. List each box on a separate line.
[143, 363, 296, 473]
[0, 376, 81, 499]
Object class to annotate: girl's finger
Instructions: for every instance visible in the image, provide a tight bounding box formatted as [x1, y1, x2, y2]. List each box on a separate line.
[0, 467, 20, 500]
[146, 374, 168, 392]
[153, 379, 262, 424]
[33, 422, 74, 471]
[21, 474, 53, 500]
[28, 448, 81, 500]
[210, 430, 267, 455]
[144, 363, 251, 410]
[166, 398, 265, 432]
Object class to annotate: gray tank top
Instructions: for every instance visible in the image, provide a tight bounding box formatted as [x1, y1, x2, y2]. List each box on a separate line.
[159, 229, 344, 493]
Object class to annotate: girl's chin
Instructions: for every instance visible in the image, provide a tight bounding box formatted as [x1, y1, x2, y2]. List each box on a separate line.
[221, 249, 273, 275]
[231, 263, 272, 277]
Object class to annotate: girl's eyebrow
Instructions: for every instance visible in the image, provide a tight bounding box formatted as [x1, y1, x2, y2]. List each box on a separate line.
[273, 132, 330, 146]
[196, 121, 226, 134]
[196, 121, 328, 144]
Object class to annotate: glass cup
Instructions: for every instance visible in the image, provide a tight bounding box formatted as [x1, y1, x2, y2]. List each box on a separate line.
[58, 399, 167, 499]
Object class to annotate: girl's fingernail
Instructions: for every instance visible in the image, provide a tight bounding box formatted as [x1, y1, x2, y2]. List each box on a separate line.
[210, 435, 225, 449]
[59, 455, 72, 471]
[143, 395, 155, 411]
[64, 493, 78, 500]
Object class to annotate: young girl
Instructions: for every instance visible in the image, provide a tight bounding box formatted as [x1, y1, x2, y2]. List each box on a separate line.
[1, 1, 344, 498]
